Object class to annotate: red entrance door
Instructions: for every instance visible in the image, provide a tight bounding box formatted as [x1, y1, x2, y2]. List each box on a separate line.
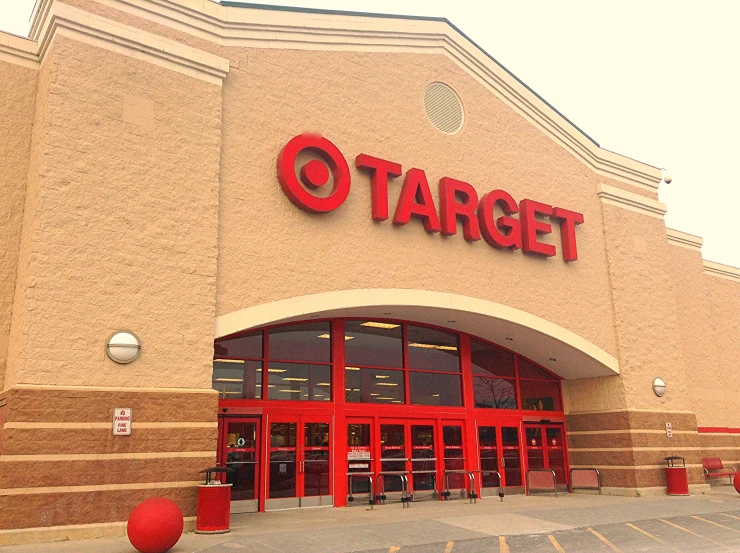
[219, 418, 260, 512]
[477, 422, 524, 495]
[266, 415, 332, 509]
[525, 423, 568, 486]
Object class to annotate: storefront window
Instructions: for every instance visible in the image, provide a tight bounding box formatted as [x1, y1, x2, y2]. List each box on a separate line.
[470, 339, 515, 377]
[212, 359, 262, 399]
[519, 379, 562, 411]
[518, 358, 557, 381]
[345, 367, 404, 404]
[345, 320, 403, 368]
[473, 376, 517, 409]
[267, 362, 331, 401]
[269, 322, 331, 363]
[409, 372, 462, 406]
[214, 330, 262, 359]
[407, 325, 460, 372]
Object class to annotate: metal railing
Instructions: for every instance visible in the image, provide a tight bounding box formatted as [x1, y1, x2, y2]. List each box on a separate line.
[347, 472, 374, 509]
[442, 470, 477, 503]
[469, 469, 504, 501]
[376, 471, 411, 508]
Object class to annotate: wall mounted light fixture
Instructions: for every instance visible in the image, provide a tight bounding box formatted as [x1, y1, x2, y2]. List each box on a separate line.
[106, 331, 141, 364]
[653, 377, 666, 397]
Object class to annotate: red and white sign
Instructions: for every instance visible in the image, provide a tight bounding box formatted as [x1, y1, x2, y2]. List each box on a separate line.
[348, 446, 371, 460]
[113, 408, 132, 436]
[277, 134, 585, 261]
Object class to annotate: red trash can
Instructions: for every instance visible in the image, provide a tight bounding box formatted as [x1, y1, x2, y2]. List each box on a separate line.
[195, 467, 234, 534]
[664, 456, 689, 496]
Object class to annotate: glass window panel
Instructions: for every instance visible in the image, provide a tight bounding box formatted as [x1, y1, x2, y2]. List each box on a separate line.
[443, 426, 463, 447]
[345, 367, 404, 404]
[526, 427, 542, 447]
[348, 424, 371, 447]
[478, 426, 497, 447]
[212, 360, 262, 400]
[503, 449, 522, 486]
[473, 376, 517, 409]
[270, 422, 297, 448]
[268, 323, 331, 363]
[305, 422, 330, 447]
[546, 427, 563, 447]
[407, 325, 460, 373]
[470, 339, 515, 377]
[409, 372, 462, 406]
[501, 427, 519, 447]
[520, 379, 562, 411]
[214, 331, 262, 359]
[518, 357, 558, 381]
[344, 320, 403, 368]
[267, 362, 331, 401]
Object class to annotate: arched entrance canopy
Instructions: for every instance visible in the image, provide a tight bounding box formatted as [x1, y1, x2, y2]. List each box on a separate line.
[215, 289, 619, 380]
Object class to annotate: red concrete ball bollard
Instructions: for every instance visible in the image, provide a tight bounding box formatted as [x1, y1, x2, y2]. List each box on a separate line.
[127, 497, 184, 553]
[734, 473, 740, 495]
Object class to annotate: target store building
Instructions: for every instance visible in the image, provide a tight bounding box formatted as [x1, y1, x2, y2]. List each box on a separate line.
[1, 0, 739, 543]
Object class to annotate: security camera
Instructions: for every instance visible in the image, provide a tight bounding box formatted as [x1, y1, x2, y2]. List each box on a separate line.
[664, 174, 672, 184]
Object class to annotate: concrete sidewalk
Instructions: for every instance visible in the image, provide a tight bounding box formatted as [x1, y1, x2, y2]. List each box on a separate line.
[4, 487, 740, 553]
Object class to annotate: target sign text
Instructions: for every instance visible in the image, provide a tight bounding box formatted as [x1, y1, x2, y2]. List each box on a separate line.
[277, 134, 584, 261]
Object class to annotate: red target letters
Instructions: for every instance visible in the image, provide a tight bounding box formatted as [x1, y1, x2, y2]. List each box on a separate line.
[278, 134, 584, 261]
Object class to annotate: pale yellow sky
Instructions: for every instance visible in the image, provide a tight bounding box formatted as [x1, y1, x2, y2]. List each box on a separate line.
[2, 0, 739, 267]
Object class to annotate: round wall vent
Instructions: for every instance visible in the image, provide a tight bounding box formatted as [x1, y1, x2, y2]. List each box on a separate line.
[424, 82, 464, 134]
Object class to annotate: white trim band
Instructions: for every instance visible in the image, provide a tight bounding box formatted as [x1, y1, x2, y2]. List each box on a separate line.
[597, 183, 667, 219]
[666, 228, 703, 252]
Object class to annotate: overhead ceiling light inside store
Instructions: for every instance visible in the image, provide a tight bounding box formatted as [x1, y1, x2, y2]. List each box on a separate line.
[318, 334, 353, 340]
[360, 322, 400, 329]
[408, 342, 457, 351]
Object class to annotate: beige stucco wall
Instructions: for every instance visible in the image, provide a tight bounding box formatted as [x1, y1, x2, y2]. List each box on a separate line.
[666, 244, 721, 424]
[216, 47, 620, 388]
[599, 206, 692, 413]
[0, 0, 736, 416]
[703, 274, 740, 427]
[0, 58, 37, 391]
[4, 34, 223, 391]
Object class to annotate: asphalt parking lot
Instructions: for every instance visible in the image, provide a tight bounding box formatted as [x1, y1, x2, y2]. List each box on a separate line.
[4, 486, 740, 552]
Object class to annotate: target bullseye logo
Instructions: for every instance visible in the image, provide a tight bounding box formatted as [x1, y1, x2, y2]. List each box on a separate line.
[277, 134, 350, 213]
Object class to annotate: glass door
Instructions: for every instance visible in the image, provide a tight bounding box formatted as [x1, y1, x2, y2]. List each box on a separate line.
[347, 419, 373, 501]
[379, 422, 407, 494]
[221, 418, 260, 513]
[524, 423, 568, 489]
[442, 423, 466, 499]
[410, 423, 436, 499]
[501, 426, 523, 489]
[477, 423, 523, 496]
[266, 415, 332, 510]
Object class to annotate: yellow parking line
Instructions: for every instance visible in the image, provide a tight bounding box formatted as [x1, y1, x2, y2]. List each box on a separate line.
[499, 535, 510, 553]
[588, 528, 624, 552]
[547, 534, 566, 553]
[444, 541, 454, 553]
[388, 547, 401, 553]
[659, 518, 727, 547]
[720, 513, 740, 521]
[625, 523, 680, 552]
[692, 515, 740, 533]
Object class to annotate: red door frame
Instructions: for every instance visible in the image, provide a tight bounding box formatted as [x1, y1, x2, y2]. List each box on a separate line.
[523, 422, 570, 488]
[264, 413, 333, 506]
[217, 416, 261, 501]
[215, 317, 570, 509]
